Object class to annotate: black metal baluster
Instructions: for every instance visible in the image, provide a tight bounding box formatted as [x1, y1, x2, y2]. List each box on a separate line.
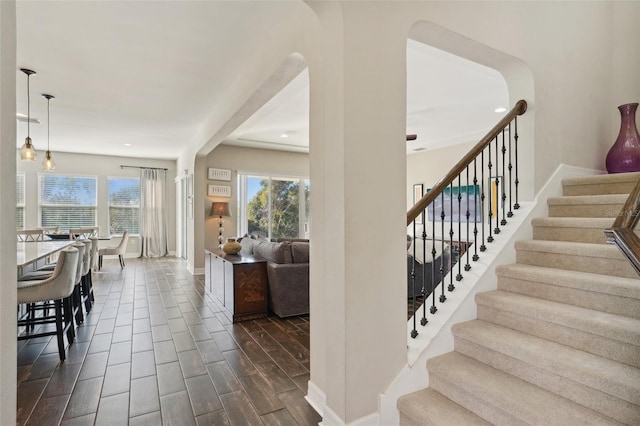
[465, 166, 471, 271]
[439, 193, 446, 303]
[410, 219, 417, 338]
[507, 122, 514, 218]
[449, 182, 455, 291]
[514, 116, 520, 210]
[480, 151, 487, 252]
[456, 175, 463, 281]
[500, 129, 507, 226]
[487, 142, 494, 243]
[430, 202, 437, 314]
[473, 158, 479, 261]
[420, 214, 428, 326]
[494, 136, 501, 235]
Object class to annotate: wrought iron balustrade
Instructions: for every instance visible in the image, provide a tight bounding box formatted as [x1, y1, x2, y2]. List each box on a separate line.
[407, 99, 528, 338]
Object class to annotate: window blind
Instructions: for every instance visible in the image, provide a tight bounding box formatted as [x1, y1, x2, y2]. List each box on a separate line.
[38, 174, 97, 232]
[16, 174, 25, 230]
[108, 177, 140, 234]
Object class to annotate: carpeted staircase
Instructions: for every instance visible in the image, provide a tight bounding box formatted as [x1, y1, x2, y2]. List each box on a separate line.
[398, 172, 640, 425]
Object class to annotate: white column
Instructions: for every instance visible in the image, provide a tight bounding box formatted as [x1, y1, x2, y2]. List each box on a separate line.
[0, 1, 17, 423]
[308, 2, 408, 422]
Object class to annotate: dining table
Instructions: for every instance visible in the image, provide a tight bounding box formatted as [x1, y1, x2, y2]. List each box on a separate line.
[17, 240, 75, 278]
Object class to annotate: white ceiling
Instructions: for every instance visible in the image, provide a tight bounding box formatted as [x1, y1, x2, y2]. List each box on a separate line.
[16, 2, 508, 160]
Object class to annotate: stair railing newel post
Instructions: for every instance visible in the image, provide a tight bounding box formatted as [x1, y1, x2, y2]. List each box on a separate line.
[405, 100, 527, 339]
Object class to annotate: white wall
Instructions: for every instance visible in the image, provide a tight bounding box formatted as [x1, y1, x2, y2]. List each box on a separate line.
[16, 150, 178, 254]
[0, 1, 16, 423]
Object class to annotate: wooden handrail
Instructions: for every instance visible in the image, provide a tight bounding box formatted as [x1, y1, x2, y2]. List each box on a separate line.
[604, 177, 640, 276]
[407, 100, 528, 225]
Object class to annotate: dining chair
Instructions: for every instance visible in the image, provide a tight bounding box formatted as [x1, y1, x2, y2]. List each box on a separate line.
[17, 247, 79, 361]
[98, 231, 129, 270]
[17, 229, 45, 242]
[69, 227, 99, 240]
[71, 242, 86, 325]
[38, 226, 59, 233]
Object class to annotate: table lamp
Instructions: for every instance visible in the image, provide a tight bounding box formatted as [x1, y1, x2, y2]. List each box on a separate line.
[210, 202, 230, 248]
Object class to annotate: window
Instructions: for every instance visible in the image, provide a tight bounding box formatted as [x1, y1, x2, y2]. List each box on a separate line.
[108, 177, 140, 234]
[239, 174, 310, 240]
[38, 174, 97, 232]
[16, 174, 25, 230]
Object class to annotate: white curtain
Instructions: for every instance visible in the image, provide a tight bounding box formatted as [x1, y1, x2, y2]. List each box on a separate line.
[140, 168, 168, 258]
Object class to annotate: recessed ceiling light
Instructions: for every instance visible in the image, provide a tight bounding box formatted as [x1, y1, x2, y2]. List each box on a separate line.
[123, 143, 132, 146]
[16, 113, 40, 124]
[280, 133, 288, 138]
[494, 107, 507, 113]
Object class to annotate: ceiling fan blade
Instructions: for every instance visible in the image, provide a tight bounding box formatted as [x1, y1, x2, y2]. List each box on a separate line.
[406, 134, 417, 141]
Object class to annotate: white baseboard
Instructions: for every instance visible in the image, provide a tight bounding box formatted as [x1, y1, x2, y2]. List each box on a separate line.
[193, 267, 205, 276]
[307, 380, 380, 426]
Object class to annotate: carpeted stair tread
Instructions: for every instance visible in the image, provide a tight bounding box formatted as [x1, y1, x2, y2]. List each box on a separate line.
[428, 352, 622, 426]
[562, 172, 640, 196]
[397, 388, 491, 426]
[477, 291, 640, 368]
[452, 321, 640, 424]
[452, 320, 640, 403]
[495, 263, 640, 300]
[515, 239, 637, 278]
[475, 290, 640, 347]
[547, 194, 627, 218]
[531, 217, 626, 244]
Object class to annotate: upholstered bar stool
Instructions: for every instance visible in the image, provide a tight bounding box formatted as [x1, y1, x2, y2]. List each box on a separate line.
[71, 242, 86, 325]
[80, 239, 93, 312]
[17, 247, 79, 361]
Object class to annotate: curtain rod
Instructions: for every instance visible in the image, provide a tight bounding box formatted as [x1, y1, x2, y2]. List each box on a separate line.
[120, 165, 168, 171]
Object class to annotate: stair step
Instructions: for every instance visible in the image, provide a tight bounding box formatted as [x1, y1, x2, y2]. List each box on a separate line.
[452, 320, 640, 424]
[531, 217, 620, 244]
[562, 172, 640, 196]
[514, 239, 637, 278]
[428, 352, 621, 425]
[397, 388, 491, 426]
[476, 290, 640, 367]
[495, 263, 640, 318]
[547, 194, 627, 218]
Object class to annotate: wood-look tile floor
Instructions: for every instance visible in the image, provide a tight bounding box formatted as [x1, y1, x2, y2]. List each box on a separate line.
[16, 257, 321, 426]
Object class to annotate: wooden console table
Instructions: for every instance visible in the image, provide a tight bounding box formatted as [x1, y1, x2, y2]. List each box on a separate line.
[204, 249, 268, 323]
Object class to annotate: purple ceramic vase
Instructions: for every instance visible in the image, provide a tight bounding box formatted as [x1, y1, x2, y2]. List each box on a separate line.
[606, 102, 640, 174]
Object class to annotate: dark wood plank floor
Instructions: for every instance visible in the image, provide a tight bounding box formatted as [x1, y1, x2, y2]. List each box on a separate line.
[16, 257, 321, 426]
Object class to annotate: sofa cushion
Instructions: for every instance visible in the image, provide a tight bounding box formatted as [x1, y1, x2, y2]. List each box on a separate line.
[253, 240, 293, 264]
[239, 237, 255, 256]
[291, 242, 309, 263]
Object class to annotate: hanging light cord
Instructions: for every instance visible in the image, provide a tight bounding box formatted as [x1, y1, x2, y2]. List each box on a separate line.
[46, 96, 50, 151]
[26, 73, 31, 138]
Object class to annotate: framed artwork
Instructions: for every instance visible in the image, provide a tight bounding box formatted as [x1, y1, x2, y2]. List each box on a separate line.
[208, 168, 231, 181]
[208, 184, 231, 197]
[413, 183, 424, 224]
[427, 185, 481, 222]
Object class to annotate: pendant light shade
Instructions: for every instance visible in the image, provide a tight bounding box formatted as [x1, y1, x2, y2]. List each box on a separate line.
[20, 68, 37, 161]
[42, 94, 55, 171]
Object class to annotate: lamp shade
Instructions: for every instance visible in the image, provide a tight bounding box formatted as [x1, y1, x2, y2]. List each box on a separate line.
[210, 202, 230, 217]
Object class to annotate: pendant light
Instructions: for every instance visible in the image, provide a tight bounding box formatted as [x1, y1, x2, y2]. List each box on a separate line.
[19, 68, 37, 161]
[42, 94, 55, 171]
